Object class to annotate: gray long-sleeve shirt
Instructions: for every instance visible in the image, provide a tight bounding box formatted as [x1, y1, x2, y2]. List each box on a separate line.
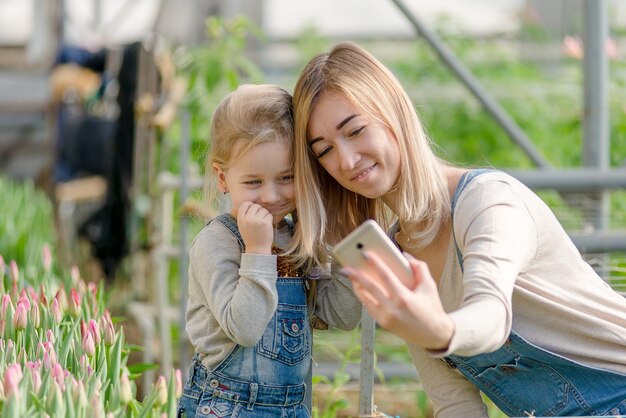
[185, 218, 362, 370]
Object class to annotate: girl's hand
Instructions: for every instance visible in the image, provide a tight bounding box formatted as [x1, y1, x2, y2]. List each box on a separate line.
[237, 201, 274, 255]
[344, 251, 455, 351]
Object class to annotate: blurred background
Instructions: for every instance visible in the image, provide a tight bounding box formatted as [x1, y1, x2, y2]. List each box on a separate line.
[1, 0, 625, 416]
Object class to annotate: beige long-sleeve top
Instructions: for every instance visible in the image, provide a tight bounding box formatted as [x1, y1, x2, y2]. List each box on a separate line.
[408, 171, 626, 418]
[185, 218, 362, 370]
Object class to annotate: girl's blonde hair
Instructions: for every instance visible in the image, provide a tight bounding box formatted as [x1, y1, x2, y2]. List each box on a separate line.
[291, 41, 450, 268]
[204, 84, 294, 209]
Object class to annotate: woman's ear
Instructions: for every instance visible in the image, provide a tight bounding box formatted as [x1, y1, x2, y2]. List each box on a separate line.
[212, 163, 228, 193]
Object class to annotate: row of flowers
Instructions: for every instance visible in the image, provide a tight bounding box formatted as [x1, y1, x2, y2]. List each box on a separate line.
[0, 247, 181, 417]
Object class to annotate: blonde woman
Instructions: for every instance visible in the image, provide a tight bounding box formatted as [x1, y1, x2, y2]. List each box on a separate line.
[292, 41, 626, 417]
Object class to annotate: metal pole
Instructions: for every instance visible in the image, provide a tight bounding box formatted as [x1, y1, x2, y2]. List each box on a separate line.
[359, 309, 375, 417]
[390, 0, 550, 169]
[179, 111, 191, 382]
[583, 0, 610, 230]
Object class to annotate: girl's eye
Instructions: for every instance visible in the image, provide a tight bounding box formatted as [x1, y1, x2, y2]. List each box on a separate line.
[243, 180, 261, 185]
[278, 175, 294, 183]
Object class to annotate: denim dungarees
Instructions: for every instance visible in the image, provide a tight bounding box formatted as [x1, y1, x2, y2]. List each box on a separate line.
[444, 169, 626, 417]
[178, 214, 311, 418]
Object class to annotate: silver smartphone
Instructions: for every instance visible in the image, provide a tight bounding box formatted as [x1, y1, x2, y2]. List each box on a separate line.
[332, 220, 413, 287]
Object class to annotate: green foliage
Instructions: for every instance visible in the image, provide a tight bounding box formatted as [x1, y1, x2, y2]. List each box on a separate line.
[0, 177, 55, 275]
[173, 15, 266, 171]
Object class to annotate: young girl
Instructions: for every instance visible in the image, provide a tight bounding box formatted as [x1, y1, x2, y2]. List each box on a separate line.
[292, 42, 626, 417]
[178, 84, 361, 418]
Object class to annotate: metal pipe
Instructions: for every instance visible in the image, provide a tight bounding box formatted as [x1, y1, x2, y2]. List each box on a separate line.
[505, 169, 626, 192]
[390, 0, 550, 169]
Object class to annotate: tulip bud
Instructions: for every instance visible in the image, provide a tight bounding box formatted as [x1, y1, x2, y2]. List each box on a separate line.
[1, 294, 13, 320]
[3, 363, 22, 398]
[31, 367, 42, 393]
[68, 289, 81, 317]
[88, 319, 101, 345]
[9, 261, 18, 283]
[13, 301, 27, 330]
[82, 331, 95, 357]
[119, 373, 133, 404]
[50, 298, 62, 323]
[155, 375, 168, 406]
[175, 368, 183, 398]
[42, 244, 52, 271]
[70, 265, 81, 285]
[46, 329, 55, 344]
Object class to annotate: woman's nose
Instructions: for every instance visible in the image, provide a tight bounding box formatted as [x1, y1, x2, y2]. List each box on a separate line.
[337, 143, 360, 171]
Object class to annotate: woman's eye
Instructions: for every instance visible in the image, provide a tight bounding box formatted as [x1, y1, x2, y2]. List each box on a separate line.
[349, 126, 365, 138]
[315, 146, 332, 159]
[278, 175, 294, 183]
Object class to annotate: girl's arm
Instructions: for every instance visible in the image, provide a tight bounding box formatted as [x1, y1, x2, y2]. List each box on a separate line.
[312, 263, 362, 330]
[188, 221, 279, 347]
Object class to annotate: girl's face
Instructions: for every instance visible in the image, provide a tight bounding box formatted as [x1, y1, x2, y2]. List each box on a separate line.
[307, 92, 401, 199]
[214, 140, 296, 226]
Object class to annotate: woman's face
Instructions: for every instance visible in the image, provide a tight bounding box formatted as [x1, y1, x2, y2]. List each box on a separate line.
[307, 92, 401, 199]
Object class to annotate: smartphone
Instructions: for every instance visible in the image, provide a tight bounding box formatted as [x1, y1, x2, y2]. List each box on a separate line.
[332, 220, 413, 287]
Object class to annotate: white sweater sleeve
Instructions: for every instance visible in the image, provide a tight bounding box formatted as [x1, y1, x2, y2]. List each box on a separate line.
[444, 176, 538, 357]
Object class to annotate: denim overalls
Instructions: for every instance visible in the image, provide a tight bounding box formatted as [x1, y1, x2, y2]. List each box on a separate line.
[178, 214, 311, 417]
[444, 169, 626, 417]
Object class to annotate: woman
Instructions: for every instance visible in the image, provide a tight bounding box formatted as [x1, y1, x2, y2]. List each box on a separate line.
[291, 41, 626, 417]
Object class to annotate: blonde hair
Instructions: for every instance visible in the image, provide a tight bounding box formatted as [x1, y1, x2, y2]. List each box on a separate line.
[204, 84, 294, 209]
[291, 41, 450, 268]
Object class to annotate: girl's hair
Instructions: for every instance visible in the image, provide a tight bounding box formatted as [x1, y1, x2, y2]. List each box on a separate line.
[291, 41, 450, 268]
[204, 84, 294, 208]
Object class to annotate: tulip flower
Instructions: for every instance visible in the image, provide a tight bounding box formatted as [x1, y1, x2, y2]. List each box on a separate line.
[3, 363, 22, 398]
[88, 319, 101, 345]
[50, 298, 62, 323]
[9, 260, 19, 283]
[82, 331, 95, 357]
[103, 316, 115, 346]
[31, 367, 42, 393]
[68, 289, 81, 317]
[30, 303, 40, 328]
[46, 329, 55, 343]
[1, 294, 13, 319]
[119, 373, 133, 405]
[175, 368, 183, 398]
[70, 265, 81, 285]
[13, 301, 28, 330]
[155, 375, 168, 407]
[42, 244, 52, 271]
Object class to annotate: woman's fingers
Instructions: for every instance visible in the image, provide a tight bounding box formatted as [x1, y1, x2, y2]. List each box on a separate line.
[362, 251, 409, 297]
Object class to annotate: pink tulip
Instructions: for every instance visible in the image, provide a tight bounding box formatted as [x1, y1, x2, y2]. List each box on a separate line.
[88, 319, 101, 345]
[82, 331, 95, 356]
[31, 367, 42, 393]
[31, 303, 40, 328]
[50, 298, 62, 323]
[43, 348, 57, 369]
[70, 265, 81, 285]
[39, 285, 48, 306]
[46, 329, 55, 344]
[175, 368, 183, 398]
[1, 294, 13, 319]
[42, 244, 52, 271]
[9, 261, 19, 283]
[3, 363, 23, 398]
[103, 315, 115, 346]
[54, 289, 67, 311]
[155, 375, 168, 406]
[68, 289, 81, 317]
[13, 301, 28, 330]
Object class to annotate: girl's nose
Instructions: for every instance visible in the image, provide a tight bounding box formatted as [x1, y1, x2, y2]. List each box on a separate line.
[260, 184, 280, 203]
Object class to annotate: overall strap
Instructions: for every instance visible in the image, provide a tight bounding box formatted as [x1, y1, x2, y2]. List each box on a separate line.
[211, 213, 245, 251]
[451, 169, 495, 272]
